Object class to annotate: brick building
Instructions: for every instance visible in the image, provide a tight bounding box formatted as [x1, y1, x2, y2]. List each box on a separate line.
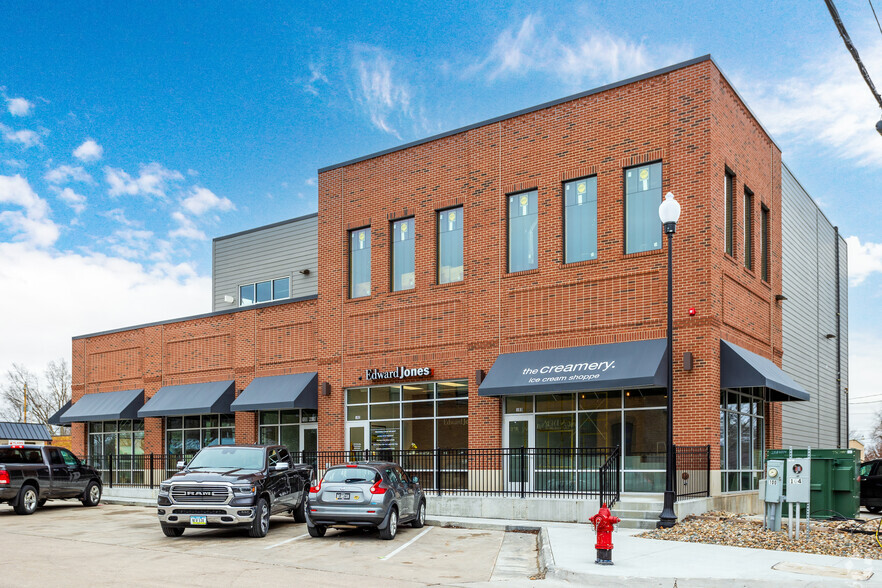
[63, 55, 846, 497]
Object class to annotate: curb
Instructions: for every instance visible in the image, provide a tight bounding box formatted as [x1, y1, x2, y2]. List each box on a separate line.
[425, 517, 542, 533]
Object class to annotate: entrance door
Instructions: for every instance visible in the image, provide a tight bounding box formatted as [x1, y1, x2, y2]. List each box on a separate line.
[503, 415, 534, 492]
[346, 423, 368, 461]
[300, 424, 318, 471]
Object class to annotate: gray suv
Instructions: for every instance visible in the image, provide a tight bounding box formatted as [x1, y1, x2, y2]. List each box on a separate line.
[306, 462, 426, 540]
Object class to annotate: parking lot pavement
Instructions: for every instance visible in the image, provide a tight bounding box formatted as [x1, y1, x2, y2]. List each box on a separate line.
[0, 503, 540, 587]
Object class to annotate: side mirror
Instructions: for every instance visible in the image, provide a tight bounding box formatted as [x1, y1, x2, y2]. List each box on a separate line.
[176, 460, 186, 470]
[273, 462, 290, 471]
[412, 476, 419, 484]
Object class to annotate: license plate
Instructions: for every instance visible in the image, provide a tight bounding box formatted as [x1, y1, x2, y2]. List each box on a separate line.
[336, 492, 350, 500]
[190, 516, 207, 525]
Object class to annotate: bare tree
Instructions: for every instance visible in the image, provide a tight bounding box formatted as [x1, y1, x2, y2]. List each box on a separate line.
[865, 411, 882, 461]
[0, 363, 40, 423]
[0, 360, 71, 435]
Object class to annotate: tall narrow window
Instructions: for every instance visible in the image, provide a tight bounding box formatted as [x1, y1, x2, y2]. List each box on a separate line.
[438, 207, 463, 284]
[625, 163, 662, 254]
[744, 188, 754, 270]
[725, 170, 734, 256]
[564, 177, 598, 263]
[350, 227, 371, 298]
[391, 218, 415, 291]
[761, 205, 770, 282]
[508, 190, 538, 272]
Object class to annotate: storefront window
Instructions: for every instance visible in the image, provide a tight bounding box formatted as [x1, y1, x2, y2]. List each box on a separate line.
[258, 409, 317, 455]
[564, 177, 598, 263]
[391, 218, 415, 291]
[508, 190, 538, 272]
[720, 388, 764, 492]
[349, 227, 371, 298]
[87, 420, 145, 485]
[438, 207, 463, 283]
[166, 414, 234, 456]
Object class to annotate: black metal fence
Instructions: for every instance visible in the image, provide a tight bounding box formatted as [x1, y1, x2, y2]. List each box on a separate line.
[84, 454, 195, 489]
[674, 444, 711, 500]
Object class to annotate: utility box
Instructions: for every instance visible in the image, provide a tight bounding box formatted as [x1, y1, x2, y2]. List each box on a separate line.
[786, 458, 811, 503]
[766, 449, 859, 520]
[764, 460, 785, 502]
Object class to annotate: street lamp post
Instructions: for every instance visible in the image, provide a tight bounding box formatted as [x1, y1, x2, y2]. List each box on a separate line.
[657, 191, 681, 529]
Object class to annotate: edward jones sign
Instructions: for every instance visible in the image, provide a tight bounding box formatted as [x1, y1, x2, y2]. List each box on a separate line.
[365, 366, 433, 381]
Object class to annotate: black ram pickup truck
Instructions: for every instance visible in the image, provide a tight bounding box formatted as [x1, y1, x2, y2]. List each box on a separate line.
[157, 444, 313, 538]
[0, 444, 103, 514]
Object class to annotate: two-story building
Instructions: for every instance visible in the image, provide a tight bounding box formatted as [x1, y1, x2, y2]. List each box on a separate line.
[61, 55, 847, 503]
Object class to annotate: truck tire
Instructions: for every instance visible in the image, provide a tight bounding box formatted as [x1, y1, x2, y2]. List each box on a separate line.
[293, 498, 307, 523]
[379, 507, 398, 540]
[248, 497, 270, 538]
[13, 485, 38, 515]
[161, 524, 184, 537]
[868, 506, 881, 514]
[308, 524, 326, 537]
[81, 481, 101, 507]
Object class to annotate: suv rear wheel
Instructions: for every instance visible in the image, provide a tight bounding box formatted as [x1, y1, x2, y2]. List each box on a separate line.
[308, 524, 327, 537]
[249, 497, 270, 538]
[412, 500, 426, 528]
[379, 507, 398, 540]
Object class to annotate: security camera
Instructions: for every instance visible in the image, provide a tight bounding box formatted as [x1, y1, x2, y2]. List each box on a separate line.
[877, 119, 882, 136]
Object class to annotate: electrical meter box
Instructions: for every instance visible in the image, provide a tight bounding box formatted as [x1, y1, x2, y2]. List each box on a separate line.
[786, 458, 811, 503]
[764, 459, 785, 502]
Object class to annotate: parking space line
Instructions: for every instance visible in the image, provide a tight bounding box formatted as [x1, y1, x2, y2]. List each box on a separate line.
[380, 527, 432, 561]
[264, 533, 309, 549]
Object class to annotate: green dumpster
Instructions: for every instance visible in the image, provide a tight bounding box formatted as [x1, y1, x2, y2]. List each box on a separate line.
[765, 448, 859, 520]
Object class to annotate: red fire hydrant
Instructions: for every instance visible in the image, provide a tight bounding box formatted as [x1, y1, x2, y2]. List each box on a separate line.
[589, 503, 621, 565]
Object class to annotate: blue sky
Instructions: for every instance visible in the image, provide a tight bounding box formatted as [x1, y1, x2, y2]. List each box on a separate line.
[1, 1, 881, 437]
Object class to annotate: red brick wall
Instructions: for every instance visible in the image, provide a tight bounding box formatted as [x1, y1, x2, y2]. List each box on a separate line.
[71, 58, 783, 466]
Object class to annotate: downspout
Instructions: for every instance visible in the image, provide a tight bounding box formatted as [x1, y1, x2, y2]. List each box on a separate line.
[835, 226, 842, 448]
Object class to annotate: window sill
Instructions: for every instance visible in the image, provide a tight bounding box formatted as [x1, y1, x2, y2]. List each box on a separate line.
[622, 248, 663, 259]
[743, 267, 756, 279]
[561, 257, 600, 269]
[386, 288, 416, 297]
[503, 268, 540, 279]
[344, 295, 372, 304]
[431, 279, 465, 289]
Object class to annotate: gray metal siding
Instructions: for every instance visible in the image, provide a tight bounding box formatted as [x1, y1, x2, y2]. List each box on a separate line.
[781, 164, 847, 449]
[212, 216, 318, 311]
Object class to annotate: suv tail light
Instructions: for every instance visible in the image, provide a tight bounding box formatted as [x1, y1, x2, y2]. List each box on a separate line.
[309, 479, 322, 494]
[0, 470, 9, 485]
[369, 479, 387, 495]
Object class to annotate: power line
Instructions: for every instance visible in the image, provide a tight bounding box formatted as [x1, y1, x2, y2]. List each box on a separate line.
[825, 0, 882, 109]
[870, 0, 882, 38]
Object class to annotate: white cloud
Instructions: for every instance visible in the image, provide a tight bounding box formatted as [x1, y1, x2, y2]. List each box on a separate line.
[741, 37, 882, 168]
[352, 45, 413, 138]
[45, 164, 93, 185]
[0, 174, 58, 247]
[0, 123, 43, 148]
[846, 236, 882, 285]
[53, 187, 87, 214]
[0, 241, 210, 379]
[303, 63, 330, 96]
[105, 162, 184, 198]
[169, 211, 206, 240]
[6, 97, 33, 117]
[4, 159, 26, 169]
[103, 228, 155, 259]
[305, 177, 317, 187]
[101, 208, 140, 227]
[180, 186, 234, 216]
[472, 13, 690, 85]
[72, 139, 103, 162]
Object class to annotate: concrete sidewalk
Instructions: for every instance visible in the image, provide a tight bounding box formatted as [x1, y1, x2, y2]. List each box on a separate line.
[428, 514, 882, 586]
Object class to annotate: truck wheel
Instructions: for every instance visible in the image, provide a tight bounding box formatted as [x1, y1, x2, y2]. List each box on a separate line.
[868, 506, 881, 514]
[161, 524, 184, 537]
[293, 498, 307, 523]
[308, 524, 326, 537]
[379, 508, 398, 540]
[13, 485, 38, 515]
[249, 497, 270, 538]
[81, 481, 101, 507]
[411, 500, 426, 528]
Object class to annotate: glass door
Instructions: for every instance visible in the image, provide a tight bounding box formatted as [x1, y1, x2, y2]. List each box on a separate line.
[300, 424, 318, 475]
[346, 423, 368, 461]
[503, 415, 534, 492]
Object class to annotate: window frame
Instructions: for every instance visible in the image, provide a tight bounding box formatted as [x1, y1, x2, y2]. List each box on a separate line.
[348, 226, 372, 299]
[623, 161, 663, 255]
[436, 206, 464, 284]
[238, 275, 291, 307]
[761, 204, 770, 282]
[390, 217, 416, 292]
[562, 175, 598, 264]
[506, 188, 539, 273]
[725, 169, 735, 256]
[744, 187, 754, 271]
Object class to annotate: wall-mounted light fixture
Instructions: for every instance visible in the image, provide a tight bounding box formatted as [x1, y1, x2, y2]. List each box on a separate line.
[775, 294, 788, 302]
[475, 369, 485, 386]
[299, 269, 311, 275]
[683, 352, 694, 371]
[321, 382, 331, 396]
[223, 294, 235, 304]
[824, 334, 836, 340]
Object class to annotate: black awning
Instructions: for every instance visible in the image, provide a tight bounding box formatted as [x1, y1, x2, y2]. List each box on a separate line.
[230, 373, 318, 412]
[720, 340, 809, 402]
[59, 389, 144, 423]
[47, 400, 72, 426]
[478, 339, 667, 397]
[138, 380, 235, 418]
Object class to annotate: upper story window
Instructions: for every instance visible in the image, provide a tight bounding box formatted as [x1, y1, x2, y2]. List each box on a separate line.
[239, 277, 290, 306]
[350, 227, 371, 298]
[725, 170, 735, 256]
[438, 207, 463, 284]
[624, 163, 662, 254]
[744, 188, 754, 270]
[391, 218, 415, 291]
[508, 190, 538, 272]
[761, 205, 770, 282]
[564, 177, 598, 263]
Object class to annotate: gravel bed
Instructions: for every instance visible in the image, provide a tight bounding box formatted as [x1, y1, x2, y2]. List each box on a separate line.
[637, 511, 882, 559]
